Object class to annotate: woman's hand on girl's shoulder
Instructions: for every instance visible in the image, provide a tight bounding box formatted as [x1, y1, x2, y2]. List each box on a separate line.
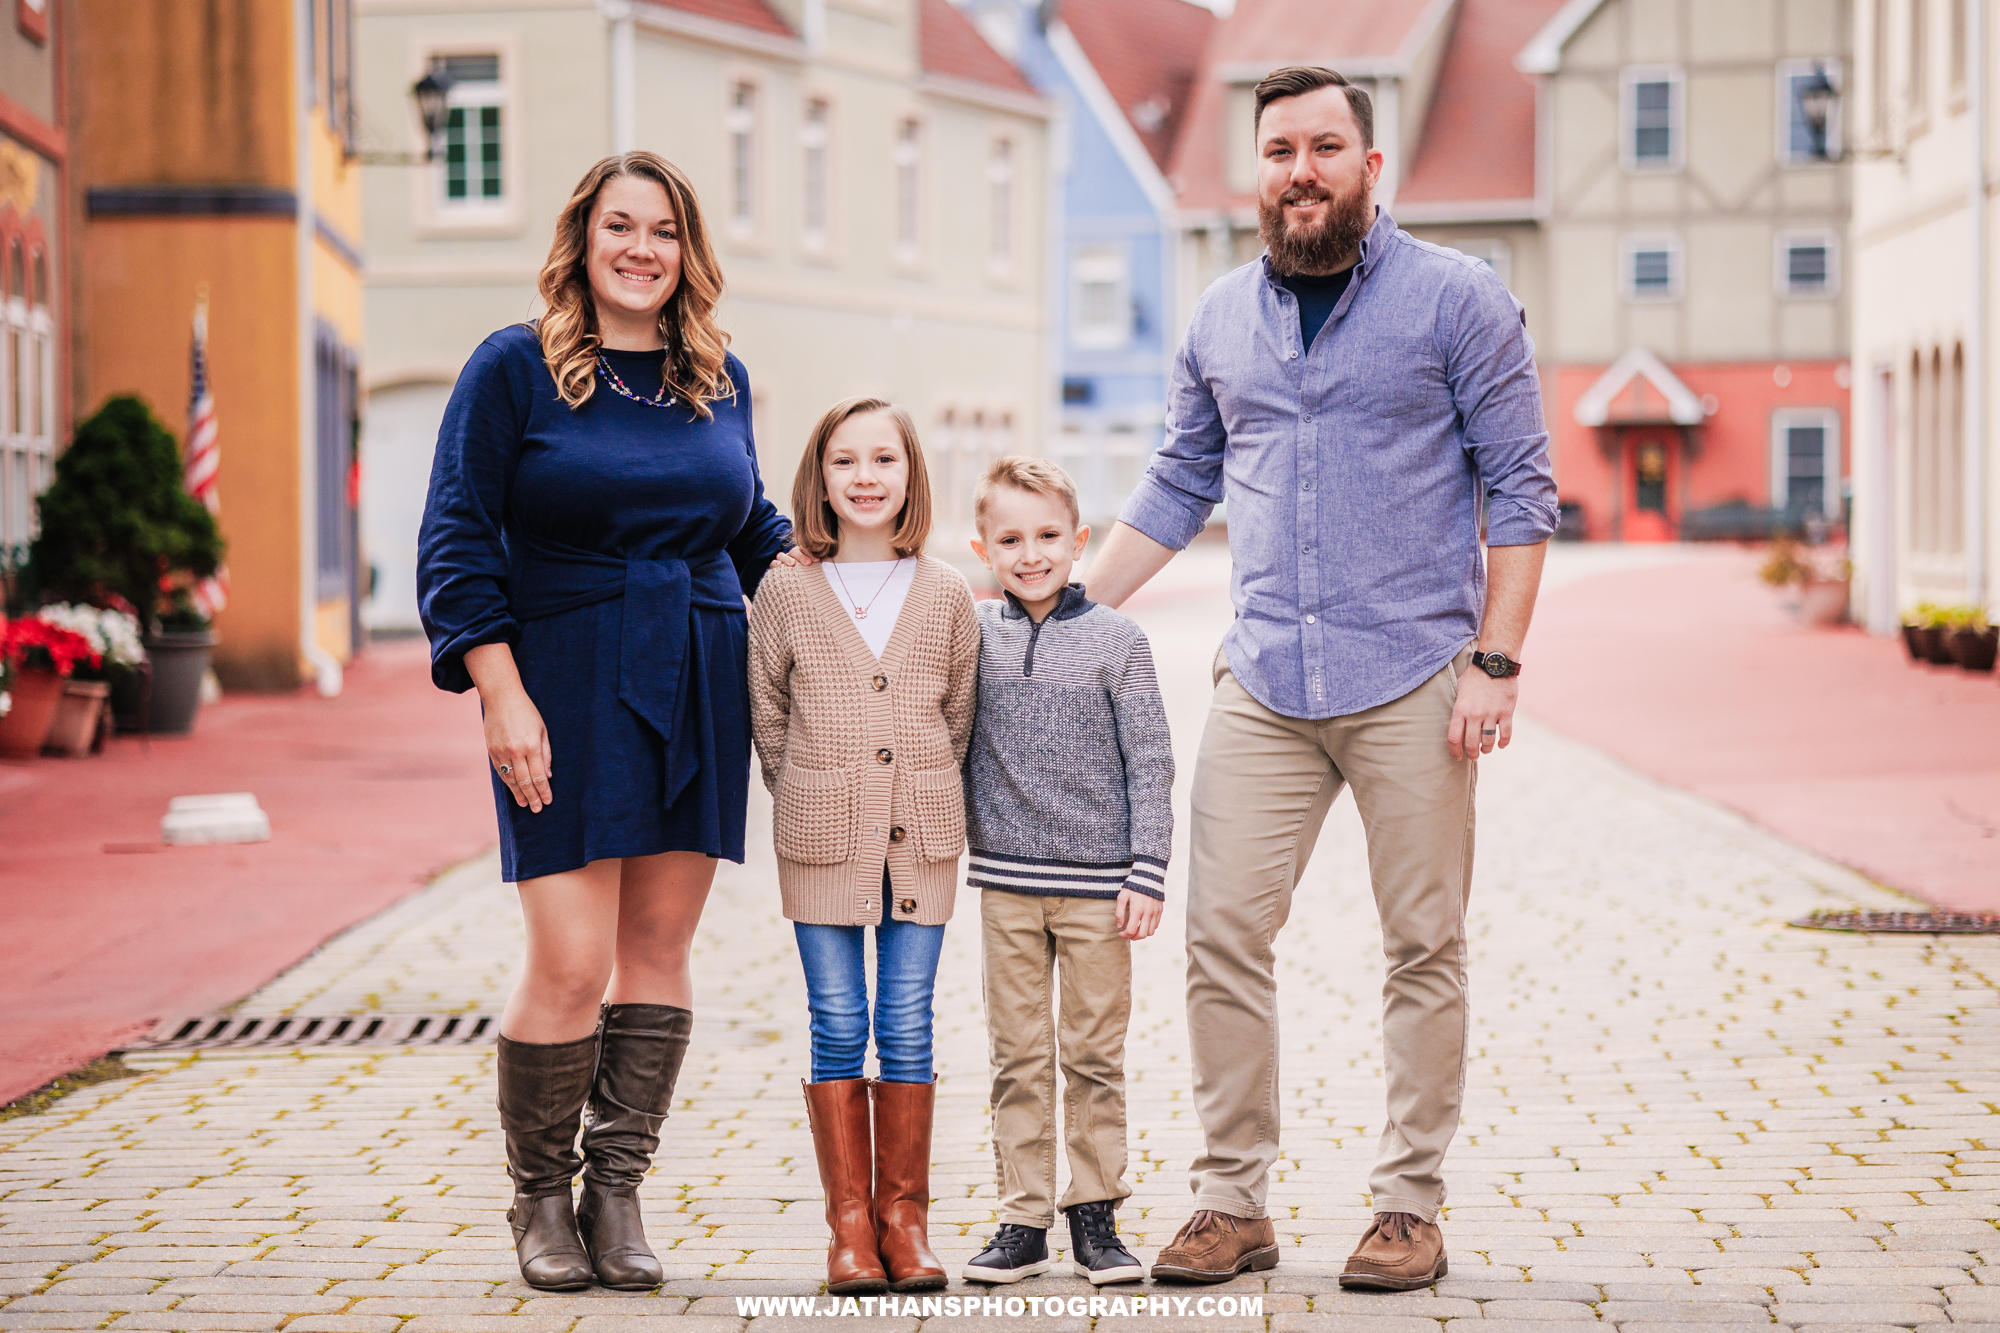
[770, 546, 818, 570]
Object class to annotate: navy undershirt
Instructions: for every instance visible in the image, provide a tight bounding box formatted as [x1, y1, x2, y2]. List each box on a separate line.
[1279, 265, 1356, 352]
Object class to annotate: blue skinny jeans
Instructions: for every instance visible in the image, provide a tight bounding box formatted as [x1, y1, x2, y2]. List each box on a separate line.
[793, 874, 944, 1084]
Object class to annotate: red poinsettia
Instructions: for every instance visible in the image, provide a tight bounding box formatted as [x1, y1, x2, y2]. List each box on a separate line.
[2, 617, 101, 678]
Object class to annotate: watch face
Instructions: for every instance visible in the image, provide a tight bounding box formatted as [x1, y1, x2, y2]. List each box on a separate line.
[1483, 654, 1510, 677]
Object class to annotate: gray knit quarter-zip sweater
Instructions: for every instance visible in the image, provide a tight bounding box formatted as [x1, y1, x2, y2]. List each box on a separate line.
[965, 584, 1174, 901]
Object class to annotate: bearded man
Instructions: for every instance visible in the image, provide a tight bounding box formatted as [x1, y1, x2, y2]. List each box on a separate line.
[1085, 66, 1557, 1290]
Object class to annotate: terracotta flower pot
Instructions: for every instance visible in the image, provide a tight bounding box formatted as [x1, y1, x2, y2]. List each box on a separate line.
[1949, 626, 1999, 673]
[44, 678, 111, 757]
[0, 667, 66, 760]
[1799, 579, 1850, 627]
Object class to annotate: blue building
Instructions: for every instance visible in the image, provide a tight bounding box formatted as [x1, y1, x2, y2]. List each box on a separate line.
[962, 0, 1214, 524]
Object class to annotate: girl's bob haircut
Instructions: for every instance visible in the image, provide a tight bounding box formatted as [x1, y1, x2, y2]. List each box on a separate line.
[791, 396, 932, 561]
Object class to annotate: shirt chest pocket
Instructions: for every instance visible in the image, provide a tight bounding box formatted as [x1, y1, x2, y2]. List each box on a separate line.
[1337, 334, 1447, 422]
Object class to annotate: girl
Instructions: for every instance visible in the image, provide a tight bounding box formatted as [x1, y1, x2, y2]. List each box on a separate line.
[417, 154, 795, 1291]
[747, 397, 979, 1295]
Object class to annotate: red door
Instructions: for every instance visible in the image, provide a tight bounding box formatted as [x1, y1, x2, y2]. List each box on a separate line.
[1619, 429, 1680, 542]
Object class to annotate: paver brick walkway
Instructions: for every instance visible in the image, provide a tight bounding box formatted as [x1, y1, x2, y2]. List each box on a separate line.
[5, 571, 2000, 1331]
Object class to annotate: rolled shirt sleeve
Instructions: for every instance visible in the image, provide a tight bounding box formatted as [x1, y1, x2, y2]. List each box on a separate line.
[1445, 265, 1559, 548]
[417, 337, 530, 694]
[1118, 331, 1226, 551]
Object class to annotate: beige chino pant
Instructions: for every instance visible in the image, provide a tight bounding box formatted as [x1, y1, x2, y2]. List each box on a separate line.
[1186, 650, 1476, 1224]
[982, 891, 1133, 1227]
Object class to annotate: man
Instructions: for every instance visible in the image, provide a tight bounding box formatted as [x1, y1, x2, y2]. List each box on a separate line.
[1085, 66, 1556, 1291]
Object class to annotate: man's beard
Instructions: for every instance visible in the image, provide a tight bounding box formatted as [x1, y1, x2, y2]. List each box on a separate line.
[1259, 177, 1373, 276]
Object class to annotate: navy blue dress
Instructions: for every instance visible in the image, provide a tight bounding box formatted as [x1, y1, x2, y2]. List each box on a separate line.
[417, 325, 792, 882]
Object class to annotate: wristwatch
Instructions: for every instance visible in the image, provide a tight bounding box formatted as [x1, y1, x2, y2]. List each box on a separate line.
[1471, 650, 1522, 679]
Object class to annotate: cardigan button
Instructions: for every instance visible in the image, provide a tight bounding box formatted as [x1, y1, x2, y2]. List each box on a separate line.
[889, 826, 906, 843]
[899, 898, 916, 913]
[877, 748, 893, 764]
[871, 674, 888, 692]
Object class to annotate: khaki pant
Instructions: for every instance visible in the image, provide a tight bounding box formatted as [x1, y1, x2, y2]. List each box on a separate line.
[1186, 651, 1475, 1224]
[982, 890, 1133, 1227]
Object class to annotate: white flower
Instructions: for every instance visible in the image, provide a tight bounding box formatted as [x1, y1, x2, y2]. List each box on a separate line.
[36, 603, 148, 670]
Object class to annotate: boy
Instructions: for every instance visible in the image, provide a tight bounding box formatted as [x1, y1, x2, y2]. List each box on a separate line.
[959, 456, 1174, 1286]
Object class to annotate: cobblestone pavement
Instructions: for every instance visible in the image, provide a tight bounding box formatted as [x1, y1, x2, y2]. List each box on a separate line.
[6, 567, 2000, 1331]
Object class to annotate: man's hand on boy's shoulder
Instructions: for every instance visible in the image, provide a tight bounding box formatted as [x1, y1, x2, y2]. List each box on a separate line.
[1116, 888, 1163, 942]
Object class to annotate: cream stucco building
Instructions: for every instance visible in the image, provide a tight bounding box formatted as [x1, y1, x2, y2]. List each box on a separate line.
[356, 0, 1048, 629]
[1848, 0, 1994, 630]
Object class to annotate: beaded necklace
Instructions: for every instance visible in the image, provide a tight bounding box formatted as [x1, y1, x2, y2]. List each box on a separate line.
[596, 351, 677, 408]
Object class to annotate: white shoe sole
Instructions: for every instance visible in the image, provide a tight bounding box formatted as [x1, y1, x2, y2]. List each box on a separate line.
[961, 1258, 1050, 1284]
[1075, 1261, 1146, 1286]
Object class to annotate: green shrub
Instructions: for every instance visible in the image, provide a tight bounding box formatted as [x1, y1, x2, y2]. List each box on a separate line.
[25, 397, 223, 633]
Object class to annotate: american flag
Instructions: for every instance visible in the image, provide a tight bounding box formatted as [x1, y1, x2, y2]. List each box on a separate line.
[187, 293, 228, 617]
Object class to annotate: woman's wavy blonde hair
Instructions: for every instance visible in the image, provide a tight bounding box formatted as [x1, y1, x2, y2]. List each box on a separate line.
[535, 152, 734, 417]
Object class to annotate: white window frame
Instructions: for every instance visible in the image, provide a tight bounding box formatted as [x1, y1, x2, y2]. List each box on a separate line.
[1620, 65, 1686, 173]
[413, 38, 523, 237]
[987, 134, 1016, 277]
[1620, 232, 1683, 301]
[1775, 228, 1841, 298]
[0, 247, 50, 553]
[1771, 408, 1842, 517]
[800, 94, 834, 255]
[892, 115, 925, 267]
[1776, 59, 1843, 165]
[1072, 245, 1130, 351]
[726, 77, 764, 243]
[1452, 238, 1512, 289]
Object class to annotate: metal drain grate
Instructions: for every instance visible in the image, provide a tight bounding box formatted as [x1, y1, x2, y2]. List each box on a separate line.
[1791, 910, 2000, 934]
[126, 1012, 501, 1052]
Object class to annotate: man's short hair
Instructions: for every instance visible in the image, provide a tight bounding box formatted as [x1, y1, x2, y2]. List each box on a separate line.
[974, 455, 1081, 531]
[1253, 65, 1374, 150]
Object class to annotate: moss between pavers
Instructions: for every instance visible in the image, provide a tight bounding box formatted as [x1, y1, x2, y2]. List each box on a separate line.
[0, 1056, 138, 1123]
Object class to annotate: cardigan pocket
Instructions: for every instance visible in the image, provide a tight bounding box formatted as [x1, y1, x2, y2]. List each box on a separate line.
[907, 766, 967, 864]
[774, 765, 856, 865]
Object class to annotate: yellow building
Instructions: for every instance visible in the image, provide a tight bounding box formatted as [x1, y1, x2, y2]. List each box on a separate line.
[67, 0, 364, 691]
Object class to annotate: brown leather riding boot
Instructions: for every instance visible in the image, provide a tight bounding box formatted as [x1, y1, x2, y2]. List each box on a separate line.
[803, 1078, 889, 1295]
[496, 1032, 597, 1291]
[870, 1077, 946, 1292]
[576, 1004, 691, 1290]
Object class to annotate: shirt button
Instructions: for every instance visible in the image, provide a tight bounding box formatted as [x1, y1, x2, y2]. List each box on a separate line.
[871, 674, 888, 692]
[877, 748, 893, 764]
[1306, 614, 1317, 624]
[1303, 481, 1314, 491]
[1302, 544, 1313, 554]
[889, 826, 906, 842]
[1289, 350, 1299, 360]
[1304, 414, 1314, 423]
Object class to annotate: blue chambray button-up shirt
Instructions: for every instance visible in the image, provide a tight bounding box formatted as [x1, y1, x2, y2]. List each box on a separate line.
[1118, 209, 1558, 721]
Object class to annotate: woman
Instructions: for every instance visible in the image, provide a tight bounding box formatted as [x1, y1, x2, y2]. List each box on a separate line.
[418, 152, 794, 1292]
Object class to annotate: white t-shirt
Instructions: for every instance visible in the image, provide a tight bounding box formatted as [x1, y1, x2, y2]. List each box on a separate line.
[820, 559, 916, 659]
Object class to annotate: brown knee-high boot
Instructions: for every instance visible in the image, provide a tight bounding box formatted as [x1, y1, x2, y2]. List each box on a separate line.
[576, 1004, 691, 1290]
[496, 1033, 597, 1291]
[803, 1078, 889, 1294]
[871, 1077, 946, 1292]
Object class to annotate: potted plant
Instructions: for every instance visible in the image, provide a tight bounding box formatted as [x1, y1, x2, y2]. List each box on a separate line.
[1940, 605, 1998, 673]
[1903, 602, 1940, 662]
[34, 603, 145, 755]
[0, 616, 99, 759]
[1760, 536, 1852, 627]
[24, 397, 223, 734]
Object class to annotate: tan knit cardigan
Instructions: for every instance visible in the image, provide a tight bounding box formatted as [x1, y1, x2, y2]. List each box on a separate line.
[747, 556, 979, 926]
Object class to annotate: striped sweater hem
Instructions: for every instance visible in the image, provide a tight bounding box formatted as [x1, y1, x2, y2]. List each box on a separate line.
[967, 849, 1167, 902]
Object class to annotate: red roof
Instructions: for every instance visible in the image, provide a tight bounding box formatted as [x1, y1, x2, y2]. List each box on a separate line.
[1063, 0, 1217, 173]
[920, 0, 1036, 94]
[1169, 0, 1443, 211]
[1397, 0, 1569, 206]
[649, 0, 794, 39]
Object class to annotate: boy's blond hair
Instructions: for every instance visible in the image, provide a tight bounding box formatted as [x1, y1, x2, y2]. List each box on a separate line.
[973, 455, 1081, 531]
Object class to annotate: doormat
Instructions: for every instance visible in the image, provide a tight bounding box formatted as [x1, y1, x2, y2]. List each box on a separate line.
[1790, 909, 2000, 934]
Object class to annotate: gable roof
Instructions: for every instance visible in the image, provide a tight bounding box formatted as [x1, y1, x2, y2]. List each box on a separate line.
[1515, 0, 1608, 72]
[1397, 0, 1569, 215]
[649, 0, 794, 39]
[1061, 0, 1215, 173]
[1574, 347, 1708, 426]
[921, 0, 1036, 94]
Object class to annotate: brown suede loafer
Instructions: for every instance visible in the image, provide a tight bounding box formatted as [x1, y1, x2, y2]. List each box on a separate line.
[1148, 1210, 1279, 1283]
[1338, 1213, 1447, 1290]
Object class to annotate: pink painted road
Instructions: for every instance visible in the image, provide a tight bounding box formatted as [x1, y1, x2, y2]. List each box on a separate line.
[0, 639, 494, 1106]
[1529, 551, 2000, 913]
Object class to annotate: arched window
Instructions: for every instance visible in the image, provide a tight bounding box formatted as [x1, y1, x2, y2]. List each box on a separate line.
[6, 240, 22, 302]
[31, 250, 46, 308]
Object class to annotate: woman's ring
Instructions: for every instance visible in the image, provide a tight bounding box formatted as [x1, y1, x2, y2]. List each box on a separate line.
[498, 763, 513, 775]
